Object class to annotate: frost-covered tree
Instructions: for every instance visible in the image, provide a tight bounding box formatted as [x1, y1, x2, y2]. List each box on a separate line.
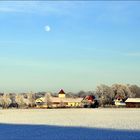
[60, 100, 65, 108]
[96, 84, 114, 106]
[44, 93, 52, 108]
[128, 85, 140, 98]
[111, 84, 133, 99]
[77, 91, 89, 97]
[15, 94, 26, 108]
[77, 91, 97, 98]
[27, 92, 35, 107]
[0, 94, 12, 108]
[0, 95, 5, 108]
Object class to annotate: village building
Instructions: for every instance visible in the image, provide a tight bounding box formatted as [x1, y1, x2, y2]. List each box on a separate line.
[58, 89, 65, 98]
[35, 89, 83, 108]
[82, 95, 99, 108]
[125, 98, 140, 108]
[114, 96, 126, 107]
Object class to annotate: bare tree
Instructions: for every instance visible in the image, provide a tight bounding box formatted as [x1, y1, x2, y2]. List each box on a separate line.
[60, 100, 65, 108]
[44, 93, 52, 108]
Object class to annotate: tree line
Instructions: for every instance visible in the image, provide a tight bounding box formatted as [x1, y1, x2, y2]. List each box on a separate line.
[0, 84, 140, 108]
[77, 84, 140, 107]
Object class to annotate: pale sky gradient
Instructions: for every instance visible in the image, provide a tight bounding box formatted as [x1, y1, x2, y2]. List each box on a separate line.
[0, 1, 140, 93]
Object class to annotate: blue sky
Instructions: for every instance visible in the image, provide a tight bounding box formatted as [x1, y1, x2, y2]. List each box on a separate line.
[0, 1, 140, 93]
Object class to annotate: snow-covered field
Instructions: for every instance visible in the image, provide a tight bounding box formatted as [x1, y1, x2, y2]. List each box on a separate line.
[0, 108, 140, 140]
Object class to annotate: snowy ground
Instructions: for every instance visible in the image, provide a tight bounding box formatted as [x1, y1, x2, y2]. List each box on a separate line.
[0, 108, 140, 140]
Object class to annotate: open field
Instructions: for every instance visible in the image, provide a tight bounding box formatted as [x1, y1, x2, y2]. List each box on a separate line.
[0, 108, 140, 140]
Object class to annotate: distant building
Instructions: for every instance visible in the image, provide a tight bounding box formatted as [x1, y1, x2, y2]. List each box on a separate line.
[35, 89, 83, 108]
[114, 96, 126, 107]
[82, 95, 99, 108]
[125, 98, 140, 108]
[58, 89, 66, 98]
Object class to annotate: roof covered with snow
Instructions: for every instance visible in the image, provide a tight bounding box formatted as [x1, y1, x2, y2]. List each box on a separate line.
[36, 97, 83, 103]
[125, 98, 140, 103]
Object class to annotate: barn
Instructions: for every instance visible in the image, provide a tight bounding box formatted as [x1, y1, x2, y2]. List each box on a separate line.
[125, 98, 140, 108]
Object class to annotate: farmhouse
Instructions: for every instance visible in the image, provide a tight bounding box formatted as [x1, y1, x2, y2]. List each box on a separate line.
[125, 98, 140, 108]
[35, 89, 83, 108]
[114, 96, 126, 107]
[82, 95, 99, 108]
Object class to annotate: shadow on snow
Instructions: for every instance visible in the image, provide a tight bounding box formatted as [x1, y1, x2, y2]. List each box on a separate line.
[0, 123, 140, 140]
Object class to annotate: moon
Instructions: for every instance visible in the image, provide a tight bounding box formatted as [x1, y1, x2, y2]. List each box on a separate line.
[45, 25, 51, 32]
